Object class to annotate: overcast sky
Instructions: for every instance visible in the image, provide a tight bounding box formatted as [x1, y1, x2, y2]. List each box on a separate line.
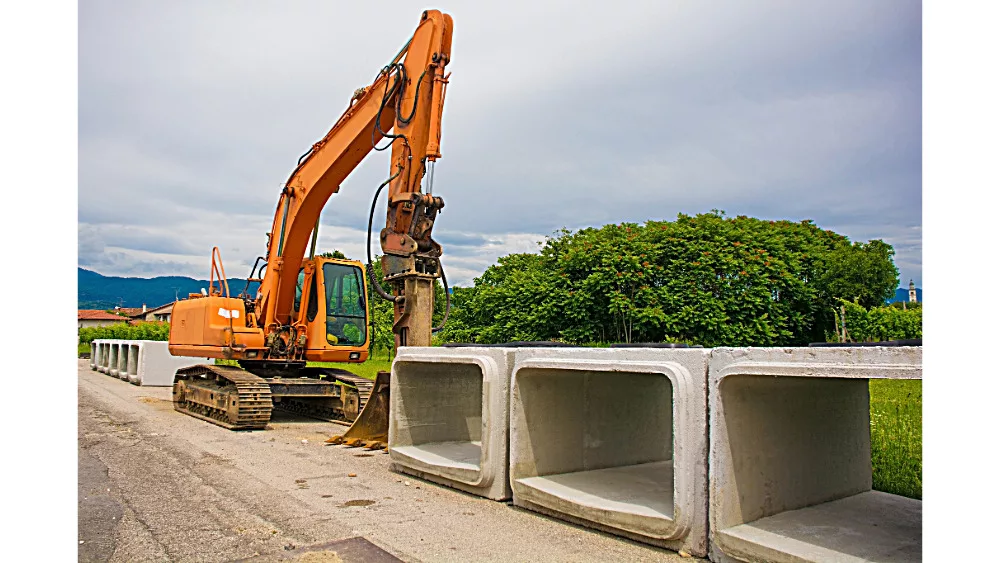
[79, 0, 922, 288]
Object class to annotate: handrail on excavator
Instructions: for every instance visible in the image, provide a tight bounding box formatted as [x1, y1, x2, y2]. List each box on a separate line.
[209, 246, 230, 298]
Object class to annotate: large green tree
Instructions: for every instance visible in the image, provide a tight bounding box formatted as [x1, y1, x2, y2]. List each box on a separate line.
[439, 212, 900, 347]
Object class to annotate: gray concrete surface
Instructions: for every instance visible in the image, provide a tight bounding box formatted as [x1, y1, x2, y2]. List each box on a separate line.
[389, 347, 514, 500]
[509, 348, 711, 557]
[707, 346, 922, 563]
[714, 491, 921, 563]
[77, 359, 695, 562]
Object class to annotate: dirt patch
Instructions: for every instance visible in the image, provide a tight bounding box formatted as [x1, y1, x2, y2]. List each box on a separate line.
[139, 396, 169, 404]
[138, 397, 174, 411]
[338, 499, 375, 508]
[295, 552, 343, 563]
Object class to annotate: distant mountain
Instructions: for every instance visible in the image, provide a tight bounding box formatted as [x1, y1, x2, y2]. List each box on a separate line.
[78, 268, 260, 310]
[887, 287, 922, 304]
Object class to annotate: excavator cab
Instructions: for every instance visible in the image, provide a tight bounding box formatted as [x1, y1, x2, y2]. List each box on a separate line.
[293, 256, 371, 364]
[321, 261, 367, 347]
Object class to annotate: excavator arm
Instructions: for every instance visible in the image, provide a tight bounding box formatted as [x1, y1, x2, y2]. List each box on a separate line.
[257, 9, 453, 349]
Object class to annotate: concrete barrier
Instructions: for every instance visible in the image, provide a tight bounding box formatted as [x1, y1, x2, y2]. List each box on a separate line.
[708, 346, 922, 563]
[389, 346, 514, 500]
[509, 347, 711, 557]
[90, 342, 99, 370]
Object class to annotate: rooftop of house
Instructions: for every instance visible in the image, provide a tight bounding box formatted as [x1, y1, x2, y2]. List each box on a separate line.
[114, 307, 146, 318]
[78, 309, 128, 321]
[146, 302, 175, 314]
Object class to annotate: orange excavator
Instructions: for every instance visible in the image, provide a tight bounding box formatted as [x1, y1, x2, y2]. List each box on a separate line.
[167, 9, 453, 446]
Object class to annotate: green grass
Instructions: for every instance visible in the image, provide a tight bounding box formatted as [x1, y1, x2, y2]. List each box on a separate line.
[870, 379, 922, 499]
[306, 358, 392, 380]
[214, 353, 394, 381]
[78, 343, 91, 356]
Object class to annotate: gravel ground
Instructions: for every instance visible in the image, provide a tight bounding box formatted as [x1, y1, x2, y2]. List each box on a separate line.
[77, 359, 697, 562]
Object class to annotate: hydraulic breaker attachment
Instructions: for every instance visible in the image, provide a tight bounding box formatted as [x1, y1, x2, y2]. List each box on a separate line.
[325, 370, 391, 450]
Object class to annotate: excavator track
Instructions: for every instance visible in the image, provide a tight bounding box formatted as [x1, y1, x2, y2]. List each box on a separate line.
[172, 365, 273, 430]
[271, 371, 375, 424]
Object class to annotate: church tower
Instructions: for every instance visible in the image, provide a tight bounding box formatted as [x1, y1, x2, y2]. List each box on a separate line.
[908, 280, 917, 303]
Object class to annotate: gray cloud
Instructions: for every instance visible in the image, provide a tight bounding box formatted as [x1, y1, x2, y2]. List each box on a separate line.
[80, 0, 922, 287]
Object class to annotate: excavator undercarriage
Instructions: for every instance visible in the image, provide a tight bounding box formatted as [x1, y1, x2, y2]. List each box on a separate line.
[172, 364, 384, 440]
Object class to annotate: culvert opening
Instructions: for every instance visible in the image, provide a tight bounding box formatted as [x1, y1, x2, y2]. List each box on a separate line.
[127, 345, 140, 377]
[514, 368, 675, 522]
[392, 361, 485, 472]
[117, 344, 129, 378]
[101, 343, 112, 371]
[108, 345, 120, 375]
[716, 374, 921, 562]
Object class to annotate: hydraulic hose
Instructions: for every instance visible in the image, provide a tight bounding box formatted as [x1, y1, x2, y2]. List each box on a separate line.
[367, 169, 404, 304]
[431, 260, 451, 333]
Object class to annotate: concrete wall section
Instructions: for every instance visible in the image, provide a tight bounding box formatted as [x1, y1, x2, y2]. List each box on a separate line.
[509, 347, 710, 557]
[389, 346, 514, 501]
[708, 346, 922, 563]
[133, 341, 206, 386]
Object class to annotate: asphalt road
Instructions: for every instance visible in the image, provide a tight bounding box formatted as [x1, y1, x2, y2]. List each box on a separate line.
[78, 359, 696, 562]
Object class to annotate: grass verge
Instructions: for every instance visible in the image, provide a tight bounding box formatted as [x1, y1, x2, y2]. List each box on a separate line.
[870, 379, 922, 499]
[306, 358, 392, 380]
[214, 354, 394, 381]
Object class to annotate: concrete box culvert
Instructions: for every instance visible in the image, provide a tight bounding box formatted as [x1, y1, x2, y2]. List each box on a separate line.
[91, 341, 105, 370]
[96, 341, 106, 373]
[126, 344, 141, 384]
[708, 346, 922, 563]
[107, 341, 122, 377]
[389, 346, 514, 501]
[509, 347, 711, 557]
[96, 341, 108, 373]
[102, 341, 117, 374]
[118, 343, 132, 381]
[133, 341, 206, 386]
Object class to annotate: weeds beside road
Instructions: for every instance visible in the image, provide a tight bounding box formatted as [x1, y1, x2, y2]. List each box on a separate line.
[870, 379, 922, 499]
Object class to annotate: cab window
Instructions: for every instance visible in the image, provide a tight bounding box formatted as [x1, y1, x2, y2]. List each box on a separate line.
[293, 268, 305, 314]
[322, 263, 367, 346]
